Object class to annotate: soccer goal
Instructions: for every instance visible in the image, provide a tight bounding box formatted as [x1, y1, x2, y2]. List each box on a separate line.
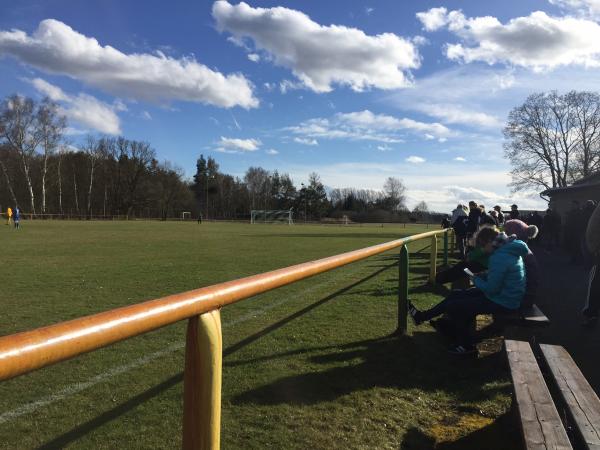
[250, 209, 294, 225]
[181, 211, 192, 220]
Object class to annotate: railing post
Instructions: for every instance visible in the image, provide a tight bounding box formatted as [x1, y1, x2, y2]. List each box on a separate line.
[450, 229, 455, 254]
[443, 230, 449, 267]
[397, 244, 409, 335]
[183, 309, 222, 450]
[429, 235, 438, 284]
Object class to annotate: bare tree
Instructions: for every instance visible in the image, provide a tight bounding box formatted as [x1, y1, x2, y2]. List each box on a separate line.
[569, 91, 600, 178]
[82, 136, 97, 217]
[37, 98, 66, 213]
[504, 91, 600, 192]
[383, 177, 407, 211]
[0, 95, 43, 213]
[413, 201, 429, 213]
[0, 146, 18, 206]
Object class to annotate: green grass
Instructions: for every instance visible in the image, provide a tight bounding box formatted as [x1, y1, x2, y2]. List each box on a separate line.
[0, 221, 518, 449]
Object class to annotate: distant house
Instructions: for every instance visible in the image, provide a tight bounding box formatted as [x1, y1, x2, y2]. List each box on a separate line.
[541, 171, 600, 219]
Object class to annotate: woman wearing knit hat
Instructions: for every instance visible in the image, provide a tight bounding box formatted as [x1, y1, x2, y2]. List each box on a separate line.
[504, 219, 540, 310]
[582, 202, 600, 326]
[409, 227, 530, 355]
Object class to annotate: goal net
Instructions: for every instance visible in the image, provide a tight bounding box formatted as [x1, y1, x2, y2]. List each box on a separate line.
[250, 209, 293, 225]
[181, 211, 192, 220]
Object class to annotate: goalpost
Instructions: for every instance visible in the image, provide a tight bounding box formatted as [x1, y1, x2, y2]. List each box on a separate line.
[181, 211, 192, 220]
[250, 209, 294, 225]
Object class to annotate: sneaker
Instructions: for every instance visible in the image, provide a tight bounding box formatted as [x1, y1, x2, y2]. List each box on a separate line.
[408, 301, 423, 326]
[447, 344, 478, 356]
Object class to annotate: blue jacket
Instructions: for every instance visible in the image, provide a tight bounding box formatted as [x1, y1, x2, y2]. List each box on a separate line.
[473, 239, 528, 309]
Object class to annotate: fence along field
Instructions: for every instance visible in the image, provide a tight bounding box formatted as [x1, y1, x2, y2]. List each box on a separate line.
[0, 221, 516, 449]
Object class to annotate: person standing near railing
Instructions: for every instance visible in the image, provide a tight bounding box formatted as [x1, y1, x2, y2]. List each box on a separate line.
[582, 202, 600, 326]
[13, 206, 20, 229]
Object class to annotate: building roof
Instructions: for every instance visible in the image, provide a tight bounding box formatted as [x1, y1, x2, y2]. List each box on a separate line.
[541, 171, 600, 196]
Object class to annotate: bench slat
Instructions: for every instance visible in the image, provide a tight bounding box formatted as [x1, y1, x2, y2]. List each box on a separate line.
[540, 344, 600, 450]
[506, 340, 572, 450]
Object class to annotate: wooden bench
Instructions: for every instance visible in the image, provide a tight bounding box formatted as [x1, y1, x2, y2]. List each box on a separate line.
[494, 304, 550, 327]
[505, 340, 572, 450]
[540, 344, 600, 450]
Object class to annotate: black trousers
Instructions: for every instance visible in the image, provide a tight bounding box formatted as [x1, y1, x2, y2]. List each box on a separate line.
[421, 288, 514, 346]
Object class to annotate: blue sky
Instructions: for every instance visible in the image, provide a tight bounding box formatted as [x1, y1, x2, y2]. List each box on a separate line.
[2, 0, 600, 211]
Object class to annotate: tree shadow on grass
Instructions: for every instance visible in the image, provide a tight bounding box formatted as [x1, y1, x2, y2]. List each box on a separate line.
[231, 331, 510, 407]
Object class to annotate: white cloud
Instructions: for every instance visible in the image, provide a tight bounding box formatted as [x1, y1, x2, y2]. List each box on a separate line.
[416, 7, 449, 31]
[406, 156, 426, 164]
[216, 136, 261, 153]
[377, 144, 392, 152]
[212, 1, 420, 92]
[550, 0, 600, 19]
[294, 137, 318, 146]
[30, 78, 121, 134]
[247, 53, 260, 62]
[337, 110, 452, 138]
[286, 110, 451, 143]
[366, 7, 374, 15]
[417, 7, 600, 70]
[454, 156, 467, 161]
[266, 148, 279, 155]
[279, 79, 303, 94]
[418, 104, 502, 128]
[142, 111, 152, 120]
[0, 19, 258, 108]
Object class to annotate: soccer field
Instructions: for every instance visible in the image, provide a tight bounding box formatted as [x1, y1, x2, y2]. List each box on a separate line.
[0, 221, 515, 449]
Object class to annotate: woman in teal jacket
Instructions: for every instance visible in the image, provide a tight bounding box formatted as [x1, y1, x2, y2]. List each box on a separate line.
[409, 227, 529, 355]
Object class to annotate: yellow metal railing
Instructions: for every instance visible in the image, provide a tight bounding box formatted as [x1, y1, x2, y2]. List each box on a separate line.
[0, 228, 451, 449]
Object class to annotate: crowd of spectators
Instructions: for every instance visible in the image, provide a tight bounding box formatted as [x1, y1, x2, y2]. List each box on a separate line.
[422, 199, 600, 355]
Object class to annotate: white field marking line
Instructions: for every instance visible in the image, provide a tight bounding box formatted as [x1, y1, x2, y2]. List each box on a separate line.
[0, 258, 380, 424]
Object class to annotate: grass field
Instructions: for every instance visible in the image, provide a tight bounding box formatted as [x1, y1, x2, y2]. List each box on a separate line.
[0, 221, 519, 449]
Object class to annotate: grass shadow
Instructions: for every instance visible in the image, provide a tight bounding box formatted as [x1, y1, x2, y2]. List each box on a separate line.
[36, 258, 400, 448]
[231, 331, 511, 407]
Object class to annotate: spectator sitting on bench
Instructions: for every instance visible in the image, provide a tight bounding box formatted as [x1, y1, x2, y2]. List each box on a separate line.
[409, 227, 529, 356]
[435, 239, 489, 287]
[503, 219, 540, 311]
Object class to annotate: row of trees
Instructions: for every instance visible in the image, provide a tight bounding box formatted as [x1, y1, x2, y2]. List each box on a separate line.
[191, 155, 418, 221]
[505, 90, 600, 192]
[0, 95, 195, 218]
[0, 94, 432, 222]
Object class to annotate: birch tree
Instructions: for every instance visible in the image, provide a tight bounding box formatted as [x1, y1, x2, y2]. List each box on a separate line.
[0, 95, 42, 213]
[37, 98, 66, 213]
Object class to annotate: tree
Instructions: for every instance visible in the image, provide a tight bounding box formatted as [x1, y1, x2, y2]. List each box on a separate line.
[570, 91, 600, 178]
[0, 95, 43, 213]
[244, 166, 270, 210]
[413, 201, 429, 214]
[383, 177, 407, 211]
[37, 98, 66, 213]
[504, 91, 600, 192]
[299, 172, 329, 219]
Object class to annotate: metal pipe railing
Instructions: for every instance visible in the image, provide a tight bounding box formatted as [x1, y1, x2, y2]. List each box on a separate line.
[0, 228, 451, 449]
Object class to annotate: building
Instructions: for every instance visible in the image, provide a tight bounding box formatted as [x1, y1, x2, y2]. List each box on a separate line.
[541, 172, 600, 219]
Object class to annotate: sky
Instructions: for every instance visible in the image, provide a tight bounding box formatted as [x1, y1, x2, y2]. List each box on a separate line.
[2, 0, 600, 212]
